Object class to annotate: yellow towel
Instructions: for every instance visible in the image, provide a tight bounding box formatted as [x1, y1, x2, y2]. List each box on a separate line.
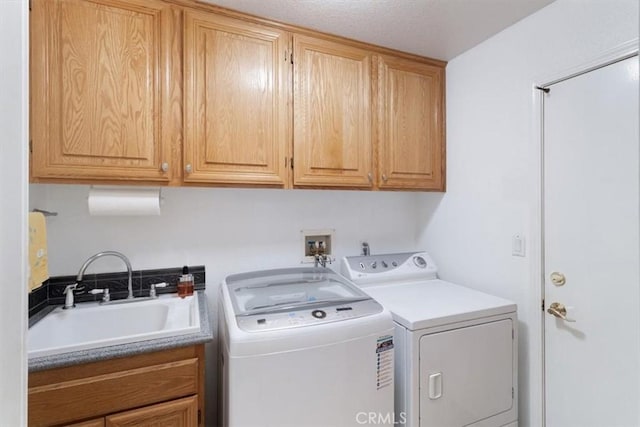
[29, 212, 50, 292]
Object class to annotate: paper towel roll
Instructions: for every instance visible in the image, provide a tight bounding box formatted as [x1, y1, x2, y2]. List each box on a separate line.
[88, 188, 161, 216]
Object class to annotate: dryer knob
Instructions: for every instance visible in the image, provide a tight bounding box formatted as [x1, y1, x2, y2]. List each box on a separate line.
[413, 256, 427, 268]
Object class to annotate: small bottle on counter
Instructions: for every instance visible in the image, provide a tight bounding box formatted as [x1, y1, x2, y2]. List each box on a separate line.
[178, 265, 194, 298]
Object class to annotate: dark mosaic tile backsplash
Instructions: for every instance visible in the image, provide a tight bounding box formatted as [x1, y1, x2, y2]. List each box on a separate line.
[29, 265, 205, 317]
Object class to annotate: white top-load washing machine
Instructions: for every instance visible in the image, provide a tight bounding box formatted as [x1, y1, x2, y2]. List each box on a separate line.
[341, 252, 518, 427]
[219, 267, 395, 427]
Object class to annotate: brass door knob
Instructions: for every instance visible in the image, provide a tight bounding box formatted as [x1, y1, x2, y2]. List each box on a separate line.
[547, 302, 576, 322]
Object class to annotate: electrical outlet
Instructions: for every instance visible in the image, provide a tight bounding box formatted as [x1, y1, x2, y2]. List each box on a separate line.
[301, 229, 334, 264]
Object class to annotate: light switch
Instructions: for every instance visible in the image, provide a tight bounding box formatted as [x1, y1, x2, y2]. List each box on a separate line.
[512, 234, 526, 257]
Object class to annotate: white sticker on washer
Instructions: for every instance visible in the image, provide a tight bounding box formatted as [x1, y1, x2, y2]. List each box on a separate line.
[376, 335, 394, 390]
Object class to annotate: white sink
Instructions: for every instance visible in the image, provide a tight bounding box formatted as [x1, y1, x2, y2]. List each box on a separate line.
[28, 293, 200, 358]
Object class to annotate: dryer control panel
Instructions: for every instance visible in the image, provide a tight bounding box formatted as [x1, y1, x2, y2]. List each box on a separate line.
[341, 251, 438, 285]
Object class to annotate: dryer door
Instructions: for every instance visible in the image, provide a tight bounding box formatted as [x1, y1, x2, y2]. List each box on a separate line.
[419, 319, 514, 426]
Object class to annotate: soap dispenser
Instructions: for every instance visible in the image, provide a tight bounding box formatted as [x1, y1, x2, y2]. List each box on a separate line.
[178, 266, 194, 298]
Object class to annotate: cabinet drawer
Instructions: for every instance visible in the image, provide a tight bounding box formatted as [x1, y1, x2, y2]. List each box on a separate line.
[29, 358, 199, 427]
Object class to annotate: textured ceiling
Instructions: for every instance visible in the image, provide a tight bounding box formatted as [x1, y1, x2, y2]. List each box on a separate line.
[202, 0, 556, 61]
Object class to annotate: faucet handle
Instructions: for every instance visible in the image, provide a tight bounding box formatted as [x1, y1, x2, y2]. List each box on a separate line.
[64, 283, 84, 294]
[63, 283, 83, 309]
[150, 282, 167, 298]
[89, 288, 110, 303]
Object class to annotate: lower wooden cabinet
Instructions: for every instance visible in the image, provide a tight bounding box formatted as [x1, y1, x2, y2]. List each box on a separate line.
[29, 345, 204, 427]
[66, 419, 105, 427]
[64, 397, 198, 427]
[106, 396, 197, 427]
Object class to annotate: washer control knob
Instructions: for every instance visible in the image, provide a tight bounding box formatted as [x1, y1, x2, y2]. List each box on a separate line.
[311, 309, 327, 319]
[371, 261, 377, 269]
[392, 261, 398, 267]
[359, 262, 365, 270]
[381, 260, 388, 268]
[413, 256, 427, 268]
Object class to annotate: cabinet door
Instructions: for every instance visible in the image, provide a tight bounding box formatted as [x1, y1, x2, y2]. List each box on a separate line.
[293, 35, 373, 188]
[377, 55, 445, 190]
[105, 396, 198, 427]
[30, 0, 179, 182]
[183, 11, 289, 187]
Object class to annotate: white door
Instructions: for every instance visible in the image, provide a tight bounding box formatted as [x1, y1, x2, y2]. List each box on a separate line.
[543, 55, 640, 427]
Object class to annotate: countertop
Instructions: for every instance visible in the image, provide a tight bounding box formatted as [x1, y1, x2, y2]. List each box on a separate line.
[28, 290, 213, 372]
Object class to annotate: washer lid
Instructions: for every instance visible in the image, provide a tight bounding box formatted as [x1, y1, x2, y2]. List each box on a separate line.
[225, 267, 372, 317]
[362, 279, 517, 330]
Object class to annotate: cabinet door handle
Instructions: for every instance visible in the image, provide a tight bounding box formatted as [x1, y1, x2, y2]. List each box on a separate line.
[367, 172, 373, 183]
[382, 174, 388, 182]
[185, 164, 193, 174]
[160, 162, 169, 173]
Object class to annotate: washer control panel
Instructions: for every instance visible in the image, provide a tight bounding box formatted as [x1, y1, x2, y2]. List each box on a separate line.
[341, 251, 438, 284]
[236, 298, 383, 332]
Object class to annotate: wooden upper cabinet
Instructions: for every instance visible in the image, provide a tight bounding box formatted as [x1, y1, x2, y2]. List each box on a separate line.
[30, 0, 445, 190]
[293, 35, 373, 188]
[30, 0, 180, 182]
[377, 55, 445, 191]
[183, 10, 289, 187]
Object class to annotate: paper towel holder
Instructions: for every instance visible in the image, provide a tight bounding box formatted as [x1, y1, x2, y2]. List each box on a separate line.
[87, 186, 164, 216]
[31, 208, 58, 217]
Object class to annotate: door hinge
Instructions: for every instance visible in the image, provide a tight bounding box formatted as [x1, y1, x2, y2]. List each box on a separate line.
[512, 387, 514, 399]
[290, 157, 294, 169]
[512, 328, 514, 339]
[198, 409, 202, 425]
[290, 51, 293, 64]
[29, 0, 32, 11]
[29, 139, 33, 153]
[541, 298, 545, 311]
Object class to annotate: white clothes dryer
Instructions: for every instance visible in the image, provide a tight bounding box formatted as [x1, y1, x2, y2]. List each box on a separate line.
[342, 252, 518, 427]
[219, 267, 395, 427]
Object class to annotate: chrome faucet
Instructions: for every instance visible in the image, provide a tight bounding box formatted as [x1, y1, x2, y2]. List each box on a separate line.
[310, 240, 332, 268]
[77, 251, 134, 300]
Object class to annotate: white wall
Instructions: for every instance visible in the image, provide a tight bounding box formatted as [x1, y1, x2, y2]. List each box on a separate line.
[0, 0, 29, 425]
[30, 183, 422, 425]
[417, 1, 639, 426]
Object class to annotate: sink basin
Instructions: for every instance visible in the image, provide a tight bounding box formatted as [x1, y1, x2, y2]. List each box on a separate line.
[28, 293, 200, 358]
